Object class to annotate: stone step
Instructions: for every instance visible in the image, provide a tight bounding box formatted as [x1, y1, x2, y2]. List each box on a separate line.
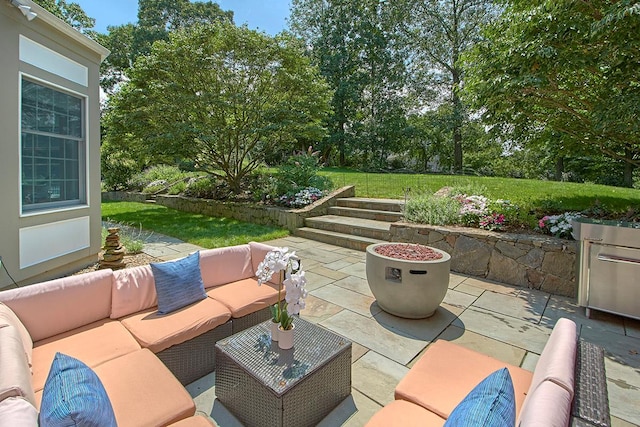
[294, 227, 384, 252]
[336, 197, 404, 212]
[305, 215, 391, 241]
[328, 206, 404, 223]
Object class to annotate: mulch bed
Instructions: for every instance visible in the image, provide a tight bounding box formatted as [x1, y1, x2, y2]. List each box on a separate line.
[374, 243, 443, 261]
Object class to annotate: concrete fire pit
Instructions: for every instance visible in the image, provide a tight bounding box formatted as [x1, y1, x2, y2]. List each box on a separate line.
[366, 243, 451, 319]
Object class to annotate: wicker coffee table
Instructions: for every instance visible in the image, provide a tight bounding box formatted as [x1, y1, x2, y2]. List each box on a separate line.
[214, 318, 352, 427]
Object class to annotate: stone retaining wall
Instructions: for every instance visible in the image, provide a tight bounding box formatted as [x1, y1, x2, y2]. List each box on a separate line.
[390, 223, 577, 297]
[102, 186, 356, 231]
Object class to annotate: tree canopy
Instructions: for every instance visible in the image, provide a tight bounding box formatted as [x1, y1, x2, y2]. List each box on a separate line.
[463, 0, 640, 185]
[103, 23, 332, 192]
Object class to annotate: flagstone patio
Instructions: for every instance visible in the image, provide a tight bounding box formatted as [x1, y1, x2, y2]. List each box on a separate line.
[146, 234, 640, 426]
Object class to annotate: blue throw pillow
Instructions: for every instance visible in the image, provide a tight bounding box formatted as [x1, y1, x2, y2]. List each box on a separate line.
[39, 352, 117, 427]
[444, 367, 516, 427]
[151, 251, 206, 314]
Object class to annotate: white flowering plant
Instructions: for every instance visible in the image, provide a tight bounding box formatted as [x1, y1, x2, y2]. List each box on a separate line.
[255, 247, 308, 330]
[537, 212, 582, 239]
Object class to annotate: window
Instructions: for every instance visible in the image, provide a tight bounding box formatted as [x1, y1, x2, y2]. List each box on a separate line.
[21, 78, 85, 212]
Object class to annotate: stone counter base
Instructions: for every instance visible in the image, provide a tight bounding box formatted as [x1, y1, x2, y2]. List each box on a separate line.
[390, 223, 577, 297]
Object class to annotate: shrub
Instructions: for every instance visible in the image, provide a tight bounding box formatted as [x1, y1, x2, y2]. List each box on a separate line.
[275, 148, 333, 196]
[404, 194, 461, 225]
[183, 176, 230, 199]
[128, 165, 191, 193]
[101, 151, 139, 191]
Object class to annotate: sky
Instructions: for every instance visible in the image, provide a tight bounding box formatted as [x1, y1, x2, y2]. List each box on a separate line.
[74, 0, 292, 36]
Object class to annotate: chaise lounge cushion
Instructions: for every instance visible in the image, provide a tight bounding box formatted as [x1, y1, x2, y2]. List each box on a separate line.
[518, 380, 572, 427]
[0, 303, 33, 367]
[444, 368, 516, 426]
[92, 349, 195, 426]
[119, 297, 231, 353]
[151, 252, 207, 315]
[0, 269, 114, 342]
[0, 325, 36, 406]
[110, 265, 158, 319]
[395, 340, 533, 420]
[206, 278, 281, 318]
[31, 319, 141, 392]
[39, 353, 117, 427]
[199, 245, 254, 288]
[366, 399, 446, 427]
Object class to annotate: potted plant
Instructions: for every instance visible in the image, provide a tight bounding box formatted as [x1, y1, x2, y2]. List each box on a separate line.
[255, 247, 308, 348]
[366, 243, 451, 319]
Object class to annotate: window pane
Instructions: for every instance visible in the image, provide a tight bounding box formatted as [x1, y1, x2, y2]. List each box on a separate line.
[21, 80, 85, 210]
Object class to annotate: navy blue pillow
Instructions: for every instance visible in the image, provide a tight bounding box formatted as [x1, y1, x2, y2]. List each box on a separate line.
[444, 367, 516, 427]
[151, 251, 206, 314]
[39, 352, 117, 427]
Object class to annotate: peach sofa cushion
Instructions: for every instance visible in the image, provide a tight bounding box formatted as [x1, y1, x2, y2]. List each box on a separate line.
[366, 399, 446, 427]
[168, 415, 217, 426]
[518, 380, 572, 427]
[0, 325, 36, 406]
[206, 278, 281, 318]
[119, 297, 231, 353]
[0, 303, 33, 367]
[92, 349, 196, 427]
[0, 397, 38, 427]
[0, 269, 113, 342]
[396, 340, 533, 420]
[110, 265, 158, 319]
[199, 245, 253, 288]
[31, 319, 141, 392]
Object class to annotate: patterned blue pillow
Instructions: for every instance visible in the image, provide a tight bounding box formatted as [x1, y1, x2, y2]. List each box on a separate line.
[39, 352, 117, 427]
[444, 367, 516, 427]
[151, 251, 206, 314]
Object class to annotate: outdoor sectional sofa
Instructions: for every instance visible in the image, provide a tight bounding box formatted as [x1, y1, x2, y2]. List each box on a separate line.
[0, 241, 280, 426]
[366, 317, 611, 427]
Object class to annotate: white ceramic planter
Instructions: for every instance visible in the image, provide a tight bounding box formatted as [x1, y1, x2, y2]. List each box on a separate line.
[278, 324, 295, 350]
[270, 320, 280, 342]
[366, 243, 451, 319]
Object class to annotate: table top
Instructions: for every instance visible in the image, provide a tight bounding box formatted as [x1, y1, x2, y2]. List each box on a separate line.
[215, 317, 351, 396]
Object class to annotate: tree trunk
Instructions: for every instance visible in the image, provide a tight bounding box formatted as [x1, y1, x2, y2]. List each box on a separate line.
[623, 148, 635, 187]
[452, 69, 463, 173]
[555, 156, 564, 181]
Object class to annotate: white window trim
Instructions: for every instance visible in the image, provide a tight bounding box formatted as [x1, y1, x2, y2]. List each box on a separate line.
[18, 72, 90, 218]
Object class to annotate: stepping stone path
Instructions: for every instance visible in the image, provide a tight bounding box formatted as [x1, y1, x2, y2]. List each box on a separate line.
[99, 228, 126, 270]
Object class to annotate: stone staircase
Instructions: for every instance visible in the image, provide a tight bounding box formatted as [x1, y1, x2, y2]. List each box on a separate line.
[294, 197, 404, 251]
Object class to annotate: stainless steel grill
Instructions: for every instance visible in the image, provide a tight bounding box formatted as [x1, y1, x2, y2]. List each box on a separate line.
[573, 218, 640, 320]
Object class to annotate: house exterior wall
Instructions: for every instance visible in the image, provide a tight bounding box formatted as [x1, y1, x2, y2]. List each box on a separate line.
[0, 1, 108, 289]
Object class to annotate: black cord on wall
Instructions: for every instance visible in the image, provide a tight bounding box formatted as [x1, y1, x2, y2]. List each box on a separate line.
[0, 256, 19, 288]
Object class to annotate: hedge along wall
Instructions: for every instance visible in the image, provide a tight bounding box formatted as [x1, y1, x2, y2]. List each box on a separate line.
[390, 222, 577, 297]
[103, 186, 356, 231]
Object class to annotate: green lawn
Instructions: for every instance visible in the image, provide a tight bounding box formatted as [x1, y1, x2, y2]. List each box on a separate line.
[321, 168, 640, 213]
[101, 201, 289, 248]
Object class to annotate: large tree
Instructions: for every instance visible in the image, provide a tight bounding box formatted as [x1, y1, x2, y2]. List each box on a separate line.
[290, 0, 410, 167]
[32, 0, 96, 35]
[401, 0, 499, 173]
[99, 0, 233, 94]
[463, 0, 640, 186]
[103, 23, 332, 193]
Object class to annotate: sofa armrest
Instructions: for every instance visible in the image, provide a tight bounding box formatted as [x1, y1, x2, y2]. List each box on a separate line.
[572, 340, 610, 427]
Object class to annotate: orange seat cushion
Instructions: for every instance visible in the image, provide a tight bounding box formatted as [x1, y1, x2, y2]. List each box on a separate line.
[395, 340, 533, 419]
[366, 400, 446, 427]
[168, 415, 216, 426]
[206, 278, 281, 318]
[119, 297, 231, 353]
[31, 319, 141, 392]
[93, 349, 195, 427]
